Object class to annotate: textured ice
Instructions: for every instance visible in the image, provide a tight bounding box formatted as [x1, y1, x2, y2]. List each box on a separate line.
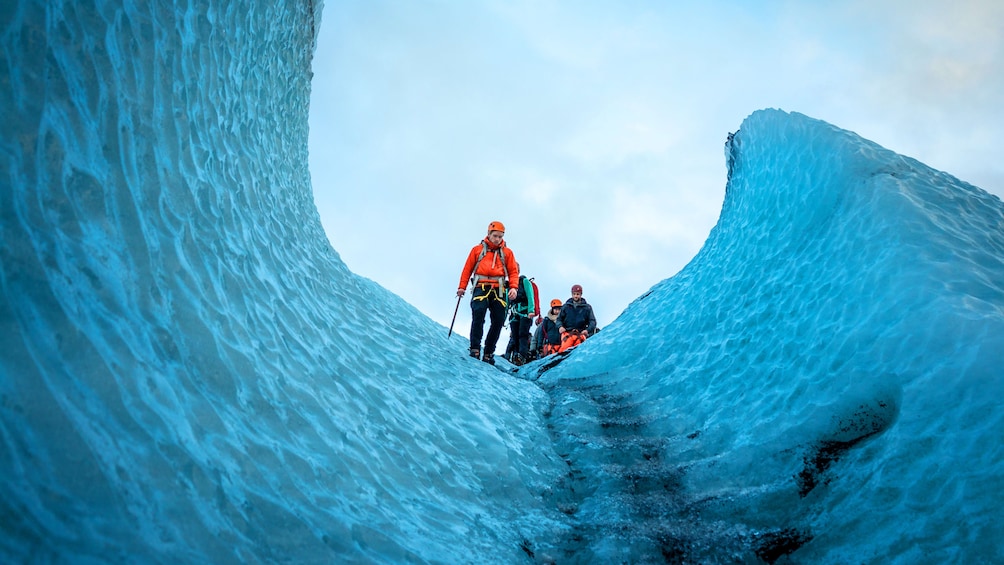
[2, 1, 1003, 564]
[537, 110, 1004, 563]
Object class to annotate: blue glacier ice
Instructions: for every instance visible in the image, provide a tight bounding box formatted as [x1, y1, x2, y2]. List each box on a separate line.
[2, 1, 1003, 564]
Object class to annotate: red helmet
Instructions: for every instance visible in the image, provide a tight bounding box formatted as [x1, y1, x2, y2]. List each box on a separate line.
[487, 221, 505, 233]
[571, 284, 583, 294]
[550, 299, 562, 308]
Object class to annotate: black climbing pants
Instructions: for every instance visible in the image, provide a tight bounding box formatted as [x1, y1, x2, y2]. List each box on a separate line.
[470, 285, 507, 355]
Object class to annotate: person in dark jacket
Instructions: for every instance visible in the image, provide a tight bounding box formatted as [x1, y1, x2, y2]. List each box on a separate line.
[557, 284, 597, 352]
[533, 298, 564, 357]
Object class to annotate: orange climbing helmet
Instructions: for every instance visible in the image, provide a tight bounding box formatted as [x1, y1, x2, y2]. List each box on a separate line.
[487, 221, 505, 233]
[550, 299, 562, 308]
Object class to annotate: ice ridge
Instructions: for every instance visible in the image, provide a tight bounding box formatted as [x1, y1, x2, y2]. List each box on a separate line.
[534, 109, 1004, 562]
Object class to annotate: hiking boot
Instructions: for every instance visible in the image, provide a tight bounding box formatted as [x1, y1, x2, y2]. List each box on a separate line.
[481, 353, 495, 366]
[469, 348, 480, 359]
[511, 354, 524, 367]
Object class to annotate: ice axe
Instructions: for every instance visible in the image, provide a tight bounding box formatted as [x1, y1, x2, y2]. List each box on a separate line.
[447, 294, 462, 337]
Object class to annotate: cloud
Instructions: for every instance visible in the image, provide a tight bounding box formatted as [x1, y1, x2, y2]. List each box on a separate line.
[560, 100, 687, 169]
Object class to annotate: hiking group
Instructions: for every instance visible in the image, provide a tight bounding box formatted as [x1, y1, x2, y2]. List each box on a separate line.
[456, 221, 597, 366]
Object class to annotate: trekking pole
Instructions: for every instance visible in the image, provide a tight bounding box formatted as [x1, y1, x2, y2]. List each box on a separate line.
[447, 294, 462, 337]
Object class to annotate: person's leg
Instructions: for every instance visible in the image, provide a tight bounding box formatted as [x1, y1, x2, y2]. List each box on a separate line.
[483, 293, 507, 357]
[504, 314, 518, 360]
[558, 331, 572, 353]
[559, 330, 584, 352]
[469, 288, 489, 355]
[517, 316, 532, 360]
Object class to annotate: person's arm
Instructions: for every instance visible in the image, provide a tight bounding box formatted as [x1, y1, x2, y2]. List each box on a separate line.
[530, 281, 540, 318]
[586, 305, 598, 334]
[457, 247, 478, 296]
[523, 278, 536, 317]
[504, 250, 520, 300]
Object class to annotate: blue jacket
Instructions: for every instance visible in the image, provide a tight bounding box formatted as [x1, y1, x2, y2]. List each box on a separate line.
[556, 298, 596, 333]
[533, 315, 562, 349]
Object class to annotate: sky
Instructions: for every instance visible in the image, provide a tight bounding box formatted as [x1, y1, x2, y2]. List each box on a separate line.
[307, 0, 1004, 339]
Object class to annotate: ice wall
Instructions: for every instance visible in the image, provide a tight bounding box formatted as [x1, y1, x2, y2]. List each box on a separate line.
[539, 110, 1004, 562]
[3, 0, 1002, 563]
[1, 2, 565, 563]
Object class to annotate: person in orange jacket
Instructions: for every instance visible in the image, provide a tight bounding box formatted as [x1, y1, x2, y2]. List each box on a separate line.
[457, 221, 520, 365]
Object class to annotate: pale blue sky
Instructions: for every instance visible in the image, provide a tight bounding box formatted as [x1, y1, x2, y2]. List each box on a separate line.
[308, 0, 1004, 336]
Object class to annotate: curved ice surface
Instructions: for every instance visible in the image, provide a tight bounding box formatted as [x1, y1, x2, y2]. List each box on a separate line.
[2, 1, 1003, 564]
[542, 110, 1004, 562]
[1, 2, 562, 563]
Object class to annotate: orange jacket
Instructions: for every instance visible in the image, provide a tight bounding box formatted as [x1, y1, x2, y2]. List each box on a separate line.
[458, 238, 519, 290]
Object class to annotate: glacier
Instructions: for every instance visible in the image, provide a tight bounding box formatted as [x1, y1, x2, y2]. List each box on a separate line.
[2, 1, 1003, 564]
